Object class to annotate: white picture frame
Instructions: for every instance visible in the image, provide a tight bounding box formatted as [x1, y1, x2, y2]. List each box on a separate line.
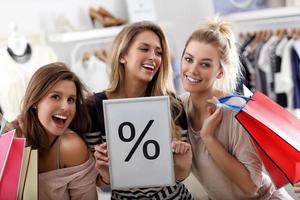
[103, 96, 175, 189]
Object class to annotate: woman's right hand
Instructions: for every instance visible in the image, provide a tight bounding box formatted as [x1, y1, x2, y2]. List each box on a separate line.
[94, 143, 110, 184]
[200, 97, 223, 142]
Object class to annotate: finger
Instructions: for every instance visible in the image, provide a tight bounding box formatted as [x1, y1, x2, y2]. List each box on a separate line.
[212, 107, 222, 117]
[95, 143, 108, 153]
[94, 150, 109, 161]
[207, 96, 219, 104]
[174, 142, 183, 154]
[95, 160, 109, 169]
[181, 142, 191, 154]
[172, 140, 182, 153]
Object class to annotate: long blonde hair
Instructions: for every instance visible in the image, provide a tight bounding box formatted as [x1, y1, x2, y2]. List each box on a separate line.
[107, 21, 182, 139]
[183, 18, 242, 93]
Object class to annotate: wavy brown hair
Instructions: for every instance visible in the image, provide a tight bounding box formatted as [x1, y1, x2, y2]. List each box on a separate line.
[15, 62, 90, 153]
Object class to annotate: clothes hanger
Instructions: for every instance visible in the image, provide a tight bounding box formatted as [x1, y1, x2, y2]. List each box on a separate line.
[6, 22, 31, 63]
[82, 51, 91, 62]
[94, 49, 108, 63]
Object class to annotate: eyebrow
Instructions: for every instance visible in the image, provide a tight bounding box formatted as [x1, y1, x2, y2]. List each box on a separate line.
[49, 91, 77, 98]
[184, 52, 212, 62]
[139, 42, 162, 50]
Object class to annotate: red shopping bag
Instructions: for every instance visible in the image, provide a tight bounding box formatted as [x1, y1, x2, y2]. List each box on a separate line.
[218, 91, 300, 188]
[0, 130, 26, 200]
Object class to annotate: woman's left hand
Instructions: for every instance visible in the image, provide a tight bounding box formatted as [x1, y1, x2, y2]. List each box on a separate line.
[172, 140, 192, 170]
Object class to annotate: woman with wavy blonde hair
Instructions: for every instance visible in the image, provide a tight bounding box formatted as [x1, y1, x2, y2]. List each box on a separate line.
[86, 21, 193, 199]
[180, 18, 292, 199]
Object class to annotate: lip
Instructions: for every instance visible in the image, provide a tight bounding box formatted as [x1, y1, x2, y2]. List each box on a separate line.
[51, 113, 69, 129]
[185, 74, 201, 84]
[141, 63, 155, 71]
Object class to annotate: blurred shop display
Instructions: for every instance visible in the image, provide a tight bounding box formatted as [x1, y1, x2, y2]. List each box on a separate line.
[126, 0, 157, 22]
[213, 0, 286, 15]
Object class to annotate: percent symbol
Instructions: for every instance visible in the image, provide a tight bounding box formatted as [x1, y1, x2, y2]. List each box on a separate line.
[118, 120, 160, 162]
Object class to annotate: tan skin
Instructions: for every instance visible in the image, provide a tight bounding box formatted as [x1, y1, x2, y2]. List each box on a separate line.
[181, 40, 259, 196]
[1, 81, 90, 173]
[94, 30, 192, 185]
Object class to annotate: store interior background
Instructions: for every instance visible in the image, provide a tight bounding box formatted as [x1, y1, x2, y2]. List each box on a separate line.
[0, 0, 299, 199]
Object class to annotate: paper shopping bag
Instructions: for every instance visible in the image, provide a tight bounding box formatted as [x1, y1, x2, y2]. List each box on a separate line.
[236, 91, 300, 188]
[23, 149, 38, 200]
[218, 91, 300, 188]
[17, 147, 38, 200]
[18, 147, 31, 200]
[0, 136, 26, 200]
[0, 130, 15, 181]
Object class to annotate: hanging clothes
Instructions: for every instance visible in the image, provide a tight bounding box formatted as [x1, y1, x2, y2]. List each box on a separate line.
[275, 39, 295, 112]
[0, 44, 57, 121]
[291, 40, 300, 117]
[257, 35, 279, 100]
[71, 55, 108, 93]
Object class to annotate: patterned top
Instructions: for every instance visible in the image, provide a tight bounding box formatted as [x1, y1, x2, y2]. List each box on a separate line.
[84, 92, 193, 200]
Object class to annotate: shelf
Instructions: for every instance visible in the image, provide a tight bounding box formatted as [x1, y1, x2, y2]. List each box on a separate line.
[47, 26, 124, 43]
[223, 6, 300, 22]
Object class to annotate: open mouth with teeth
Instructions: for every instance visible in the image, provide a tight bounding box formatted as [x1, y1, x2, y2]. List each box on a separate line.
[142, 64, 155, 72]
[185, 75, 201, 84]
[52, 114, 67, 127]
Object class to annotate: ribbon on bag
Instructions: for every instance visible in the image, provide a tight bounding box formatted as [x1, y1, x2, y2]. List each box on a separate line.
[217, 91, 300, 188]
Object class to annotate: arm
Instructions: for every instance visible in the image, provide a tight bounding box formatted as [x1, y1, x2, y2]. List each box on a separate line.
[60, 132, 89, 167]
[200, 104, 259, 196]
[94, 143, 110, 187]
[60, 132, 98, 200]
[173, 140, 192, 181]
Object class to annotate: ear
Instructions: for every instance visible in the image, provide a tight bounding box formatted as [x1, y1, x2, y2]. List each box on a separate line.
[216, 67, 224, 79]
[120, 57, 126, 64]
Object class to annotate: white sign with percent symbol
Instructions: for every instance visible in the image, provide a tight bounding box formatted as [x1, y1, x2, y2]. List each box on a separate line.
[103, 96, 175, 189]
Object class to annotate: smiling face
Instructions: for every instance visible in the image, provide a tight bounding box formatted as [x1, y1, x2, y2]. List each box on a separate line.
[36, 80, 76, 138]
[181, 40, 223, 94]
[121, 30, 162, 83]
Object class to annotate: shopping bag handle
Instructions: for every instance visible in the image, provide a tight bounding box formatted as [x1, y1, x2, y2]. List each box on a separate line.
[216, 94, 251, 112]
[0, 116, 7, 135]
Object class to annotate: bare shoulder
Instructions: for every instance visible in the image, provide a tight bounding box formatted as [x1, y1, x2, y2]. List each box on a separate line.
[60, 131, 90, 168]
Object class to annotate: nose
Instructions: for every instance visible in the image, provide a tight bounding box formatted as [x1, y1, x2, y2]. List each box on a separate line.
[148, 50, 160, 64]
[60, 99, 71, 110]
[189, 62, 199, 73]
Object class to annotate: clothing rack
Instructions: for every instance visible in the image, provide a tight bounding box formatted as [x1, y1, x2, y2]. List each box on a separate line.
[70, 38, 113, 67]
[224, 6, 300, 33]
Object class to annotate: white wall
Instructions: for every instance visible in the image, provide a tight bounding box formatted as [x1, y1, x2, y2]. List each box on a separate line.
[0, 0, 128, 35]
[0, 0, 215, 63]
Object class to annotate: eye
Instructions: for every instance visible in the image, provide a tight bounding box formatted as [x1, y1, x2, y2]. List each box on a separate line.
[51, 94, 60, 100]
[156, 50, 162, 56]
[184, 56, 193, 63]
[200, 63, 211, 68]
[139, 47, 148, 52]
[67, 97, 76, 104]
